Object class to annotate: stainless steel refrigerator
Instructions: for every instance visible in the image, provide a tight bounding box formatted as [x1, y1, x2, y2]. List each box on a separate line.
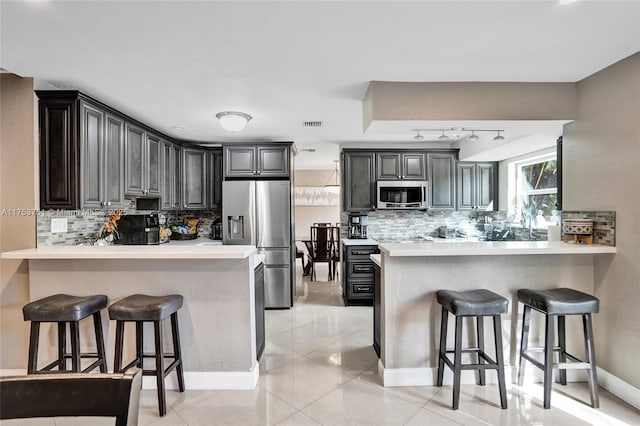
[223, 180, 294, 308]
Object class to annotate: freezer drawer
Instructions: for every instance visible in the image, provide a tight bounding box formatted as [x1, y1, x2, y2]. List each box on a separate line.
[259, 247, 290, 265]
[264, 265, 291, 309]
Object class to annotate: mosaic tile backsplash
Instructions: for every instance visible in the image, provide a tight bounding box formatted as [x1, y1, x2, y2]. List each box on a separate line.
[341, 210, 616, 246]
[37, 199, 220, 246]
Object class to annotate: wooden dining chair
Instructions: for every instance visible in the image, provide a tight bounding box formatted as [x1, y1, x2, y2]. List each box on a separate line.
[0, 368, 142, 426]
[309, 226, 335, 280]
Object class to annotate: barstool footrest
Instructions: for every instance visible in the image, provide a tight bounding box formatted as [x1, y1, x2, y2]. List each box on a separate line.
[521, 350, 592, 370]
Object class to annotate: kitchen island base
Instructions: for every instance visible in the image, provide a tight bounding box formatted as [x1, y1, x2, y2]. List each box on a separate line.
[4, 246, 263, 390]
[376, 242, 615, 388]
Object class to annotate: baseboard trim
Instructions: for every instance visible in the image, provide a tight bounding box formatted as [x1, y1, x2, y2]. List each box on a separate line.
[377, 362, 640, 410]
[1, 364, 260, 391]
[597, 366, 640, 411]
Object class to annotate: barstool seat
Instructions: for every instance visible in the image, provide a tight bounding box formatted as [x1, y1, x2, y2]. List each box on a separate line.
[517, 287, 599, 409]
[109, 294, 185, 417]
[436, 289, 509, 410]
[23, 294, 108, 374]
[108, 294, 183, 321]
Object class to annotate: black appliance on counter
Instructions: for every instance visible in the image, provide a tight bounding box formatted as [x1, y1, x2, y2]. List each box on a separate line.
[211, 218, 222, 240]
[348, 214, 368, 239]
[115, 214, 160, 245]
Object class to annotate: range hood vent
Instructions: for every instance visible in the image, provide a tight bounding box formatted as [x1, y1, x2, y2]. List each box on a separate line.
[302, 121, 323, 128]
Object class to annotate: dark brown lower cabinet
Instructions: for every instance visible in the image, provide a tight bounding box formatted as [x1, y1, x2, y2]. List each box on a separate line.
[343, 245, 379, 306]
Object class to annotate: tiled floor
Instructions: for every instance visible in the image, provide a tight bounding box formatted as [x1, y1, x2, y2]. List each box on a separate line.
[3, 265, 639, 425]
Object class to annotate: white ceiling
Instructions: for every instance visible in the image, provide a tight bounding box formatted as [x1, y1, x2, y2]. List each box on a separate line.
[1, 1, 639, 169]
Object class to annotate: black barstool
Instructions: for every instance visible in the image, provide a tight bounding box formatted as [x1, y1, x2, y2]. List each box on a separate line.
[436, 289, 508, 410]
[108, 294, 185, 417]
[517, 287, 599, 409]
[22, 294, 108, 374]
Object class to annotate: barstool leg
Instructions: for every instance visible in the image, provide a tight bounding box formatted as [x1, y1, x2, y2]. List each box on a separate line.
[543, 314, 555, 409]
[70, 321, 81, 372]
[171, 313, 185, 392]
[476, 316, 486, 386]
[27, 322, 40, 374]
[557, 315, 567, 385]
[136, 322, 144, 368]
[92, 312, 107, 373]
[436, 308, 448, 387]
[517, 305, 532, 386]
[114, 321, 125, 373]
[452, 316, 463, 410]
[57, 322, 66, 371]
[154, 320, 167, 416]
[493, 314, 507, 409]
[583, 313, 599, 408]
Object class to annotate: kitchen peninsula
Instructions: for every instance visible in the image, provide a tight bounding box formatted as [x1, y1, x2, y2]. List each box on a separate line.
[372, 241, 616, 387]
[1, 242, 263, 390]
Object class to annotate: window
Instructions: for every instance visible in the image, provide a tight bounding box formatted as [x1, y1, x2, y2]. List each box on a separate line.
[510, 153, 558, 227]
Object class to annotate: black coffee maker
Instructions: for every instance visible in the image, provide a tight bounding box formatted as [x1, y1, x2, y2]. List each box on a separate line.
[211, 218, 222, 240]
[348, 214, 368, 239]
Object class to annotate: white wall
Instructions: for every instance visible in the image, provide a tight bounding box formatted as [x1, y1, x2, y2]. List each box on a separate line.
[293, 170, 340, 242]
[564, 52, 640, 388]
[0, 75, 37, 369]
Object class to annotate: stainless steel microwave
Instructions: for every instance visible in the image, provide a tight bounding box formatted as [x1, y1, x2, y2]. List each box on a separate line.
[376, 180, 428, 210]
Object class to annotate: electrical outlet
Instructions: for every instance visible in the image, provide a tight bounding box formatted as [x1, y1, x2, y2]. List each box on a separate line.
[50, 218, 68, 233]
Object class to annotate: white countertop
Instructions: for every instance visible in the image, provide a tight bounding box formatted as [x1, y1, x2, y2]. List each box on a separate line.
[1, 238, 256, 260]
[342, 238, 378, 246]
[370, 253, 381, 266]
[378, 241, 617, 257]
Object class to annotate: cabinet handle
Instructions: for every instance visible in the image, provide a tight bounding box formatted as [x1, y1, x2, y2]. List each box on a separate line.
[107, 202, 112, 206]
[184, 204, 187, 208]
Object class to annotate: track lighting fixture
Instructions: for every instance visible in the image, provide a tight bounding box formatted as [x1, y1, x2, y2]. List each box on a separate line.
[493, 131, 505, 141]
[468, 131, 479, 141]
[438, 131, 449, 140]
[414, 130, 424, 141]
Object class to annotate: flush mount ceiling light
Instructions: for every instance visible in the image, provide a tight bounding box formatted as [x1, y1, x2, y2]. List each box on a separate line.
[414, 130, 424, 141]
[324, 160, 341, 193]
[493, 131, 505, 142]
[215, 111, 252, 132]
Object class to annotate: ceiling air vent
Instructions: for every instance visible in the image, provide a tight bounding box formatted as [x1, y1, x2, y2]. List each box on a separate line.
[300, 148, 316, 153]
[302, 121, 323, 128]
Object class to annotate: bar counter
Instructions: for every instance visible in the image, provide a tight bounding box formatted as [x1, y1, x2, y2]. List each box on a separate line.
[374, 241, 616, 387]
[1, 240, 263, 390]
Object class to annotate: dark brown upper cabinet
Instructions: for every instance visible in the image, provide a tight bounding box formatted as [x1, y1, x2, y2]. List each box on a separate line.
[124, 125, 161, 197]
[224, 145, 290, 178]
[457, 162, 498, 211]
[343, 151, 376, 212]
[376, 152, 426, 181]
[427, 152, 457, 210]
[38, 91, 125, 210]
[182, 147, 207, 209]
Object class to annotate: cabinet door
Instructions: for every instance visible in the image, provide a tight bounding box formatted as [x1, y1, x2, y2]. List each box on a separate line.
[376, 153, 401, 180]
[161, 141, 174, 210]
[402, 153, 427, 180]
[146, 134, 162, 196]
[344, 152, 375, 212]
[457, 162, 476, 210]
[257, 146, 289, 177]
[39, 99, 79, 210]
[428, 152, 456, 210]
[182, 148, 207, 209]
[225, 147, 256, 177]
[208, 151, 222, 210]
[476, 162, 497, 210]
[80, 102, 104, 208]
[172, 146, 182, 209]
[124, 123, 145, 196]
[103, 114, 125, 208]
